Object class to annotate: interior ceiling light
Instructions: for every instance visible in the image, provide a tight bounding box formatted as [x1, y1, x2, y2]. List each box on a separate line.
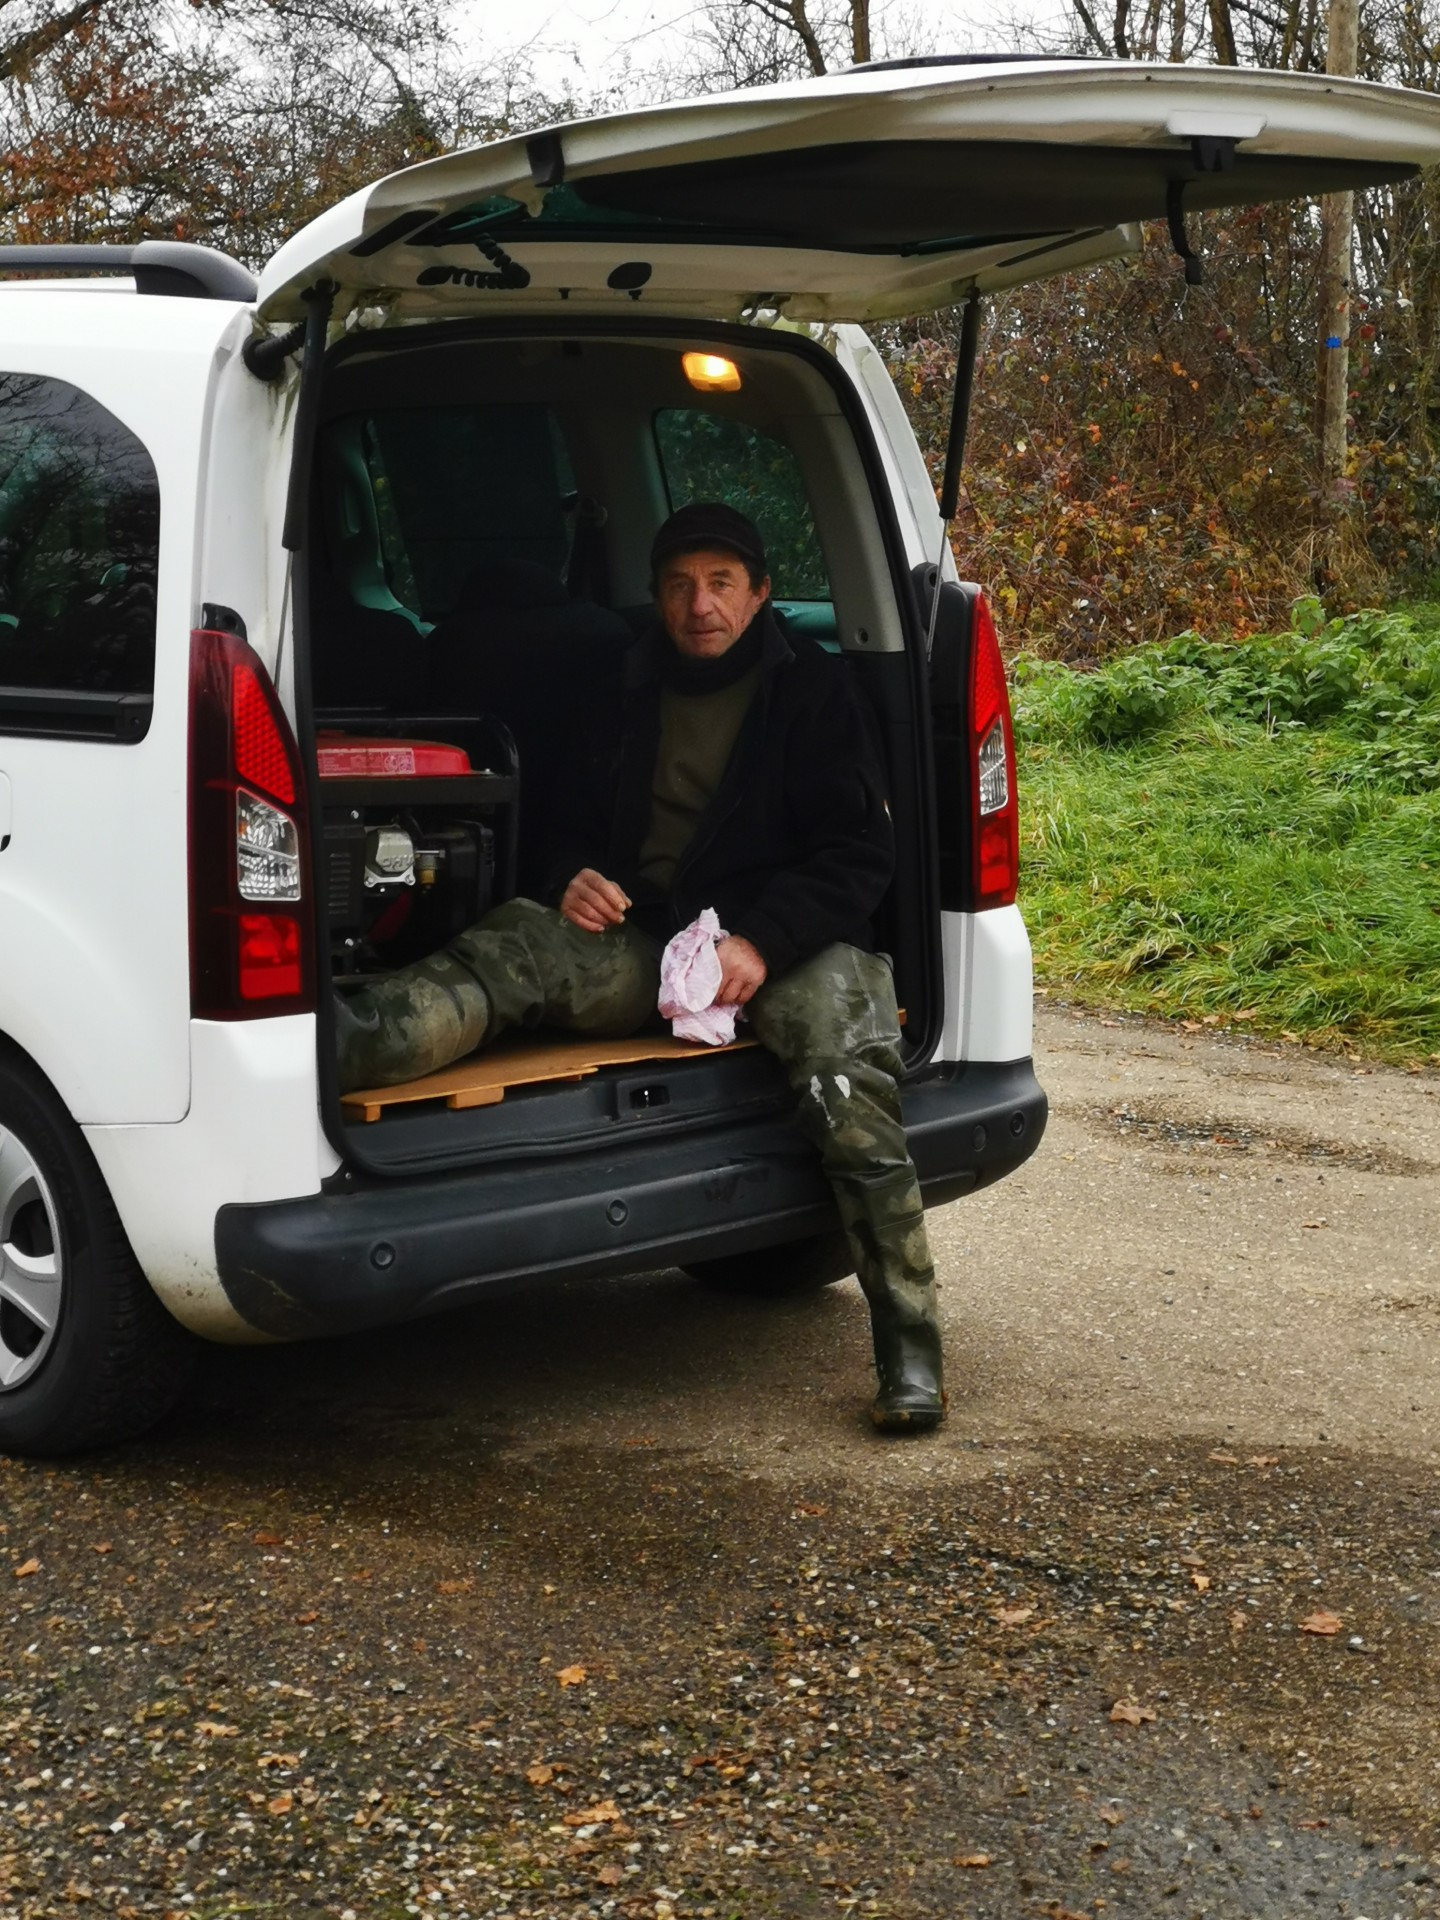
[682, 351, 742, 392]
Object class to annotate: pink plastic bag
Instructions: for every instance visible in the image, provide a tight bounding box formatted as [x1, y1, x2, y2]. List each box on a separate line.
[658, 908, 738, 1046]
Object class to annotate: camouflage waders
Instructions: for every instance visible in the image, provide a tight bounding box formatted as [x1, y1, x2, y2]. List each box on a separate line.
[746, 942, 944, 1429]
[334, 902, 943, 1429]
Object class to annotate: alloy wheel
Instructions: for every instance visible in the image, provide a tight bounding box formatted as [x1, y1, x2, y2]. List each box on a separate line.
[0, 1123, 63, 1390]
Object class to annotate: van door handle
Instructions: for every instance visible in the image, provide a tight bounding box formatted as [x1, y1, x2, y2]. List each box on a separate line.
[0, 771, 10, 852]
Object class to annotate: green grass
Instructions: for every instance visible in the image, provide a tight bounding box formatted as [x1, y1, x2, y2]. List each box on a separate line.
[1013, 601, 1440, 1063]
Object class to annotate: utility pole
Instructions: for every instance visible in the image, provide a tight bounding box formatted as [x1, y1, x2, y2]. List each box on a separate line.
[1316, 0, 1360, 523]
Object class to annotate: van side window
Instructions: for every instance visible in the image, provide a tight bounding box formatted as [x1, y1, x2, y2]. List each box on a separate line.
[654, 410, 830, 601]
[332, 405, 577, 620]
[0, 372, 159, 742]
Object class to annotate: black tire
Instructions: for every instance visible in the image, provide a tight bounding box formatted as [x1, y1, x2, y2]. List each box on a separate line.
[0, 1052, 196, 1456]
[685, 1230, 855, 1299]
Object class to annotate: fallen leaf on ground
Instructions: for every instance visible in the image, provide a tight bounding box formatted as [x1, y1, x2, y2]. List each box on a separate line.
[1299, 1611, 1343, 1636]
[1229, 1609, 1249, 1632]
[1109, 1700, 1157, 1726]
[993, 1605, 1035, 1626]
[195, 1721, 239, 1738]
[555, 1664, 588, 1688]
[266, 1793, 293, 1816]
[294, 1611, 318, 1625]
[563, 1799, 621, 1827]
[1191, 1572, 1211, 1593]
[595, 1864, 623, 1886]
[436, 1579, 472, 1595]
[1247, 1455, 1280, 1468]
[252, 1530, 285, 1547]
[526, 1763, 555, 1788]
[12, 1558, 39, 1579]
[953, 1852, 992, 1868]
[1207, 1451, 1239, 1465]
[1098, 1807, 1124, 1827]
[92, 1543, 112, 1555]
[793, 1503, 828, 1517]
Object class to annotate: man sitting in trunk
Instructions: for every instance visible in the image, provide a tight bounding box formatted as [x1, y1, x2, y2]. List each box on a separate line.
[334, 502, 945, 1432]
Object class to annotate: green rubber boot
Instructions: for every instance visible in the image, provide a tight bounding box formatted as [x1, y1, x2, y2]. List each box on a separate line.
[870, 1314, 946, 1432]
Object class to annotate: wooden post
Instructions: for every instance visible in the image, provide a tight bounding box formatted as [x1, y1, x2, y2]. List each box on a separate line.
[1317, 0, 1359, 516]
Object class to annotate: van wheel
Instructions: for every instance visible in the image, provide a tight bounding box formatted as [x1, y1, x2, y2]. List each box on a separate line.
[685, 1231, 854, 1298]
[0, 1056, 195, 1456]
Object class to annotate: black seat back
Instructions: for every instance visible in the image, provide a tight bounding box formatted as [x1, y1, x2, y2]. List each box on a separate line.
[430, 564, 631, 894]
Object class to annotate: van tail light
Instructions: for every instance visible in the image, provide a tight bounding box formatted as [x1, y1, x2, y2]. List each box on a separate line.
[189, 628, 315, 1018]
[969, 593, 1019, 909]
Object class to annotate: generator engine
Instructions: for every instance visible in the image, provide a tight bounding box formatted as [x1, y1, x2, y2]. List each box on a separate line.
[317, 734, 516, 974]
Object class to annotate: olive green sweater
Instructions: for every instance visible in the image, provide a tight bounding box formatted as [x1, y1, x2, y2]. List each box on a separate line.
[636, 664, 762, 894]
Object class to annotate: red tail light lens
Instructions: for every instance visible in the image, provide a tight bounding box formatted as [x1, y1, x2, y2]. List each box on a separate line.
[233, 661, 297, 804]
[238, 914, 304, 1000]
[969, 594, 1019, 909]
[189, 629, 314, 1019]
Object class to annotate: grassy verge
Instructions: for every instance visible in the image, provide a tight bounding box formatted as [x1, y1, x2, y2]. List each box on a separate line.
[1013, 599, 1440, 1064]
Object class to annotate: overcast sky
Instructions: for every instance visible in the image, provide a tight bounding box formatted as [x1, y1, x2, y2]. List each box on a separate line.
[471, 0, 702, 87]
[464, 0, 1063, 98]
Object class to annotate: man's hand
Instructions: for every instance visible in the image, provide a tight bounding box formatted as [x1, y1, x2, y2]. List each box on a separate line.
[561, 868, 632, 933]
[714, 935, 767, 1006]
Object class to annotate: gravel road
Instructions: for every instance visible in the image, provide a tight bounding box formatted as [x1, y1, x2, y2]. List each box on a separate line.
[1, 1005, 1436, 1920]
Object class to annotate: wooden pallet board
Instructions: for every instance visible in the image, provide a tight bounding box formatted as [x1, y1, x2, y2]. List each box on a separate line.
[342, 1029, 758, 1123]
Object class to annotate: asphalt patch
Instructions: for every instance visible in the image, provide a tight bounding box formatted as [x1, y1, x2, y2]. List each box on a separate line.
[1099, 1103, 1438, 1178]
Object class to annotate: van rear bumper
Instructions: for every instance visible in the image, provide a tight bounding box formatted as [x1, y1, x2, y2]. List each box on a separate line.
[213, 1060, 1046, 1338]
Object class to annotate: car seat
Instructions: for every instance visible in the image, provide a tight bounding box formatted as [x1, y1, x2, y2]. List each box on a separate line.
[429, 560, 632, 896]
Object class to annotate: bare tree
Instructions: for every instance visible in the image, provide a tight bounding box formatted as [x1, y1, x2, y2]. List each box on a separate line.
[1316, 0, 1359, 513]
[649, 0, 904, 94]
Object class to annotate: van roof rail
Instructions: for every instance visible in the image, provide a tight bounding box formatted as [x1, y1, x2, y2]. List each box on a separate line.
[0, 241, 256, 301]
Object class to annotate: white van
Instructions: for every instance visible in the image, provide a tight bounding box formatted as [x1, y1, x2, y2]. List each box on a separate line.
[2, 57, 1436, 1452]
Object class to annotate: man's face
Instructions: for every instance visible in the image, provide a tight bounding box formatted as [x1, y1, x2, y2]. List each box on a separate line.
[656, 546, 770, 660]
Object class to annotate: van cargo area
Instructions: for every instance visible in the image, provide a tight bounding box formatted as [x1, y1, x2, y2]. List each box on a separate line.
[300, 321, 952, 1177]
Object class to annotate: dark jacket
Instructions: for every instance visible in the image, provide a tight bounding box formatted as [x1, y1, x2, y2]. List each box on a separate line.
[546, 606, 895, 978]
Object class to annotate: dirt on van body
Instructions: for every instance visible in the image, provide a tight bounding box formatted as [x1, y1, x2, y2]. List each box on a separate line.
[1, 1004, 1437, 1920]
